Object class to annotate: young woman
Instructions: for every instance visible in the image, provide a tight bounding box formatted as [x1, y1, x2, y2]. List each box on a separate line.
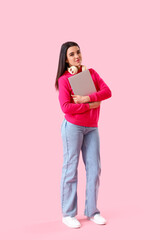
[55, 41, 112, 228]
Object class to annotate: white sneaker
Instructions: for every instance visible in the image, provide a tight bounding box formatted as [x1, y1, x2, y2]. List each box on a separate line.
[62, 216, 81, 228]
[89, 214, 107, 225]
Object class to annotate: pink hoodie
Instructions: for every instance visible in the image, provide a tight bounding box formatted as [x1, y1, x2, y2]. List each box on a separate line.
[58, 66, 112, 127]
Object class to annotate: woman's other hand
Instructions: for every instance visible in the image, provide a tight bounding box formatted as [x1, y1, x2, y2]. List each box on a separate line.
[89, 101, 101, 109]
[71, 95, 90, 104]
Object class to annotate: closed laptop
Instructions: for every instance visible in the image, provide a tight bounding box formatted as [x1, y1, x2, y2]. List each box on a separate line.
[68, 69, 97, 96]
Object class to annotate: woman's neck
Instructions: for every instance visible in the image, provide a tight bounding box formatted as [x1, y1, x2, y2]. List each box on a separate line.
[77, 65, 81, 69]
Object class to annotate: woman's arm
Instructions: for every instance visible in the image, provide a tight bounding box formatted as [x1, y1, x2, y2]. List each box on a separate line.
[88, 68, 112, 102]
[58, 76, 91, 114]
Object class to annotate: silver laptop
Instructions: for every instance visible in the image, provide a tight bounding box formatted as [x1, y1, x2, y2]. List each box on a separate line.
[68, 69, 97, 95]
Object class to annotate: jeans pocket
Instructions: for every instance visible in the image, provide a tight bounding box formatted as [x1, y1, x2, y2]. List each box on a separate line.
[61, 118, 68, 136]
[61, 119, 65, 134]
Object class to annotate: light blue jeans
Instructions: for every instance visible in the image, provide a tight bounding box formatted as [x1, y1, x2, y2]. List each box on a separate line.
[60, 118, 101, 218]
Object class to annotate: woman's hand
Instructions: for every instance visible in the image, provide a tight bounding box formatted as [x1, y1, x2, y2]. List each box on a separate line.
[71, 95, 90, 104]
[71, 95, 101, 109]
[89, 101, 101, 109]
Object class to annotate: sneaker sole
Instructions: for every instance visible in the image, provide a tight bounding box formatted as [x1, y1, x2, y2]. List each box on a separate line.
[89, 218, 107, 225]
[62, 220, 81, 228]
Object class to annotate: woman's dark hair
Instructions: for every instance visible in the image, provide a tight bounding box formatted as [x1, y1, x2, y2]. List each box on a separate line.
[55, 41, 80, 90]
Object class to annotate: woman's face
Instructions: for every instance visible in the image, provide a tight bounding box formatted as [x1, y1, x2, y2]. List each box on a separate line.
[66, 46, 82, 69]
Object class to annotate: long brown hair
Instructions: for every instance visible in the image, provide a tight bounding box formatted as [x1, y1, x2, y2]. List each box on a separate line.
[55, 41, 80, 90]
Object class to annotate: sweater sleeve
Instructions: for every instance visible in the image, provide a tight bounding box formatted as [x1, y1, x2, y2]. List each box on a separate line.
[88, 68, 112, 102]
[58, 76, 90, 114]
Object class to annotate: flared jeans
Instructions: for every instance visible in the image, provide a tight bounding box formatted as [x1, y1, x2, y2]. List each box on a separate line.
[60, 118, 101, 218]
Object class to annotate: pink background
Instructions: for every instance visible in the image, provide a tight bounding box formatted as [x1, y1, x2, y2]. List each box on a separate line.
[0, 0, 160, 239]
